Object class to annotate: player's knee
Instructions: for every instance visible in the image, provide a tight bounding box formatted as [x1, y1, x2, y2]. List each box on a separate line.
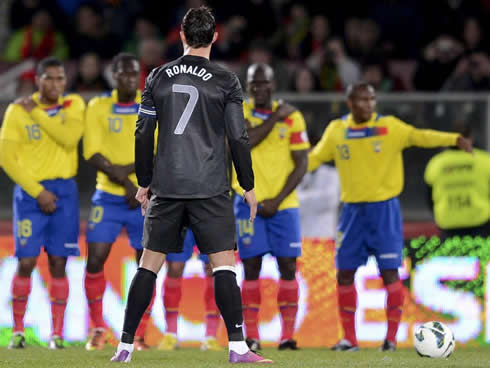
[243, 257, 262, 280]
[86, 253, 106, 274]
[337, 270, 356, 285]
[204, 262, 213, 277]
[48, 255, 67, 278]
[381, 269, 399, 285]
[278, 257, 297, 280]
[17, 257, 38, 277]
[167, 261, 185, 278]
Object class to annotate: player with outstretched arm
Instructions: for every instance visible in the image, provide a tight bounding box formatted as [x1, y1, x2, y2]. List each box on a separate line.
[308, 82, 472, 352]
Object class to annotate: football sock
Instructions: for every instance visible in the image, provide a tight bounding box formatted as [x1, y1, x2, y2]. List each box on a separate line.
[338, 284, 357, 345]
[385, 280, 404, 343]
[135, 285, 156, 339]
[229, 340, 249, 354]
[278, 278, 299, 341]
[204, 276, 219, 338]
[213, 266, 244, 342]
[84, 270, 106, 329]
[121, 268, 156, 344]
[163, 276, 182, 335]
[11, 274, 31, 334]
[241, 279, 260, 340]
[50, 277, 69, 337]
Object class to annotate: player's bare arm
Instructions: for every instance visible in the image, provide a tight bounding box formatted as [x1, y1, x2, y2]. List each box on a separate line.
[258, 149, 308, 218]
[246, 103, 296, 148]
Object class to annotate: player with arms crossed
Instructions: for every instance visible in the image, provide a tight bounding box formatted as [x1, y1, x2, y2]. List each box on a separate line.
[83, 53, 155, 351]
[159, 232, 222, 351]
[0, 57, 85, 350]
[232, 63, 309, 351]
[111, 7, 272, 363]
[309, 82, 472, 351]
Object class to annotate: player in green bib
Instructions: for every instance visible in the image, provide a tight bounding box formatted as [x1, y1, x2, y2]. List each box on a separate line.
[425, 126, 490, 238]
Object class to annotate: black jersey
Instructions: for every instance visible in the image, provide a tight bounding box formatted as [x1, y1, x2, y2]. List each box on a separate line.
[135, 54, 254, 198]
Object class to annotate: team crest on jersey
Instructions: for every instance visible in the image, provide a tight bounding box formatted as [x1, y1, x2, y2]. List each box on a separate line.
[372, 140, 382, 153]
[277, 126, 288, 139]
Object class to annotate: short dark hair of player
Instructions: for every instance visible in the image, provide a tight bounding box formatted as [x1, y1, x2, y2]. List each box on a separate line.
[112, 52, 139, 72]
[36, 56, 63, 76]
[181, 6, 216, 48]
[346, 81, 374, 99]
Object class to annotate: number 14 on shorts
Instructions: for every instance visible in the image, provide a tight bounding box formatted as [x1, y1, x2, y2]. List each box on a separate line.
[238, 219, 254, 237]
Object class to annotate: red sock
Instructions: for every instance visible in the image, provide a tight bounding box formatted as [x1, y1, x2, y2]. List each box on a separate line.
[241, 280, 260, 340]
[84, 271, 106, 329]
[385, 280, 404, 344]
[338, 284, 357, 345]
[277, 279, 299, 341]
[135, 285, 156, 339]
[163, 276, 182, 334]
[50, 277, 69, 338]
[11, 274, 31, 334]
[204, 276, 219, 338]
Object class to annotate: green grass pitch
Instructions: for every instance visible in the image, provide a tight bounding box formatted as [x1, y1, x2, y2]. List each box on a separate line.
[1, 347, 490, 367]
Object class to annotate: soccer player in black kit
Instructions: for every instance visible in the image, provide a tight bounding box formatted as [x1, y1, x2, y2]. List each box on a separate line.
[111, 7, 273, 364]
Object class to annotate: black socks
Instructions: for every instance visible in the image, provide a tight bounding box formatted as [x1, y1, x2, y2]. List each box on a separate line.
[213, 269, 244, 342]
[121, 268, 157, 344]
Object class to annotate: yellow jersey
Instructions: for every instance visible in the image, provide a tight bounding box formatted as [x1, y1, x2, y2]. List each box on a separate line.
[425, 148, 490, 229]
[83, 90, 142, 196]
[0, 92, 85, 198]
[309, 113, 459, 203]
[231, 99, 310, 210]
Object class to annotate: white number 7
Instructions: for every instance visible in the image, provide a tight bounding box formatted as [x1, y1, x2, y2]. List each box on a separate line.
[172, 84, 199, 135]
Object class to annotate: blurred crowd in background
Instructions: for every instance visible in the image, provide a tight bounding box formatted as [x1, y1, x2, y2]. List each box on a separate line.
[2, 0, 490, 96]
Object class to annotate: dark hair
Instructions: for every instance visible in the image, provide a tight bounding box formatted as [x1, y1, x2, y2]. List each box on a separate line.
[346, 81, 374, 99]
[181, 6, 216, 48]
[36, 56, 63, 76]
[112, 52, 139, 72]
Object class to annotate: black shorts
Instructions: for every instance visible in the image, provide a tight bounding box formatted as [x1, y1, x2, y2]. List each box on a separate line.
[143, 192, 236, 255]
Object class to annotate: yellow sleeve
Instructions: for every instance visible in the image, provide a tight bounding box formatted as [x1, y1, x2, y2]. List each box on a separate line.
[288, 110, 310, 151]
[83, 97, 104, 160]
[0, 140, 43, 198]
[0, 104, 23, 142]
[393, 117, 459, 149]
[308, 122, 335, 172]
[30, 94, 86, 150]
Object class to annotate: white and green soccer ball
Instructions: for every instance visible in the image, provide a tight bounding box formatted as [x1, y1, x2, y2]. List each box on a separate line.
[413, 321, 455, 358]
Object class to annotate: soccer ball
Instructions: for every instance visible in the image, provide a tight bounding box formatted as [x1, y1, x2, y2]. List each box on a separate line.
[413, 321, 455, 358]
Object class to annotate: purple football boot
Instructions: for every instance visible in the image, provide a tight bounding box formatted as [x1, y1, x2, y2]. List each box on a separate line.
[111, 349, 132, 363]
[229, 350, 274, 363]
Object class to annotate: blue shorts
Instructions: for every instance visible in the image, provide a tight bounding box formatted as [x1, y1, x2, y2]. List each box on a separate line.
[86, 190, 144, 250]
[166, 230, 209, 263]
[13, 179, 79, 259]
[234, 195, 302, 260]
[336, 197, 403, 270]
